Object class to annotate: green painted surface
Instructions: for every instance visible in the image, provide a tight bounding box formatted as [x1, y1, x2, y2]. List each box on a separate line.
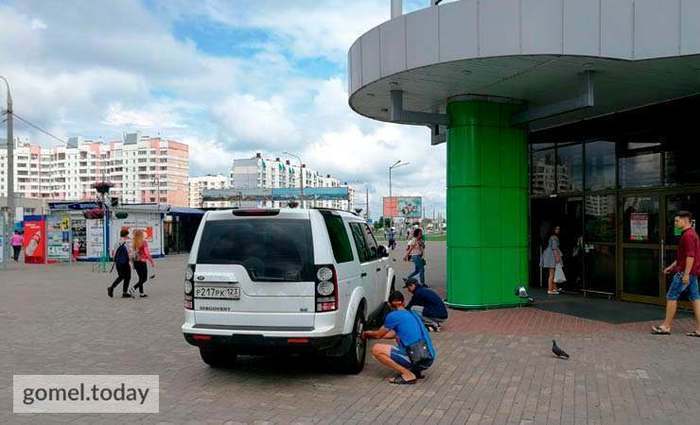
[446, 101, 528, 309]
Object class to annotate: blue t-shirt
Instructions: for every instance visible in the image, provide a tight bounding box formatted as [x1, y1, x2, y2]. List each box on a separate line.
[406, 286, 448, 319]
[384, 310, 436, 358]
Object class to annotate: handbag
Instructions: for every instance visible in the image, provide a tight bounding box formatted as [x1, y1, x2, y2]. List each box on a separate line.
[405, 312, 433, 369]
[554, 263, 567, 283]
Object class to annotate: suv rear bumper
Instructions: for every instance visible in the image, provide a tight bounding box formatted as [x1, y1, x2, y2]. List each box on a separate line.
[183, 331, 351, 355]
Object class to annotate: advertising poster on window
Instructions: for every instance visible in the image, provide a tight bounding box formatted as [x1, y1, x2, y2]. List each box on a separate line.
[47, 214, 71, 263]
[23, 219, 46, 264]
[71, 217, 87, 259]
[86, 219, 105, 258]
[111, 212, 163, 256]
[630, 213, 649, 241]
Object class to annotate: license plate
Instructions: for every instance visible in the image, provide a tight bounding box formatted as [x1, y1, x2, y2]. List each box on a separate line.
[194, 286, 240, 300]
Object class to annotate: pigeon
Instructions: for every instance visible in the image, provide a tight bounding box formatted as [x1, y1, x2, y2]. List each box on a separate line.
[552, 340, 570, 359]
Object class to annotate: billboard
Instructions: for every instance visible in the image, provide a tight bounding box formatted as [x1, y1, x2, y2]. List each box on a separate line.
[383, 196, 422, 218]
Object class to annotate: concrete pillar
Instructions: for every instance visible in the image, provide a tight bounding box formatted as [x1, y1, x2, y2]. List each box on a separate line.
[391, 0, 403, 18]
[446, 100, 529, 309]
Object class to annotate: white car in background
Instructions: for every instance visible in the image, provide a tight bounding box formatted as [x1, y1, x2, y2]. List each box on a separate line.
[182, 208, 395, 374]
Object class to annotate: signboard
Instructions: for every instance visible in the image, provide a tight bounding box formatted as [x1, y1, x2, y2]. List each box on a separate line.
[383, 196, 422, 218]
[203, 187, 350, 202]
[47, 214, 71, 262]
[86, 219, 104, 258]
[272, 187, 349, 201]
[111, 212, 163, 256]
[48, 201, 100, 211]
[23, 219, 46, 264]
[71, 217, 87, 259]
[630, 212, 649, 241]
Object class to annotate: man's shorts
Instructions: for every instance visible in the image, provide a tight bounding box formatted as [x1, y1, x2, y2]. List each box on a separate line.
[666, 272, 700, 301]
[390, 346, 433, 371]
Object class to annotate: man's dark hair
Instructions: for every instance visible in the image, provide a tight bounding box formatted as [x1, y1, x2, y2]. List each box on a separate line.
[388, 291, 404, 303]
[412, 228, 422, 238]
[120, 229, 129, 237]
[677, 210, 693, 221]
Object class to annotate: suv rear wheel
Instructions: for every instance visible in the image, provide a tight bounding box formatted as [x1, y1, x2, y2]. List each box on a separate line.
[199, 347, 237, 368]
[337, 309, 366, 374]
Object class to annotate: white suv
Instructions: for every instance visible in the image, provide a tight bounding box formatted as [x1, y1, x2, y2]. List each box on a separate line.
[182, 208, 395, 373]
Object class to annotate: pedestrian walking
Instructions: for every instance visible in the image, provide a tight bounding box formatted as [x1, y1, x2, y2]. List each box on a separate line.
[10, 231, 22, 262]
[652, 211, 700, 336]
[108, 229, 131, 298]
[404, 228, 426, 286]
[404, 277, 448, 332]
[540, 225, 563, 295]
[387, 227, 397, 250]
[362, 291, 436, 385]
[130, 229, 155, 298]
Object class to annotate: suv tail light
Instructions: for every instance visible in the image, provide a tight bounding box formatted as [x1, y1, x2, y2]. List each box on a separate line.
[184, 264, 195, 310]
[315, 265, 338, 312]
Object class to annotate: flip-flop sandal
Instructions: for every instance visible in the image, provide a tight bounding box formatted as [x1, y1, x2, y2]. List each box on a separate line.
[651, 326, 671, 335]
[389, 376, 417, 385]
[686, 331, 700, 337]
[395, 373, 425, 380]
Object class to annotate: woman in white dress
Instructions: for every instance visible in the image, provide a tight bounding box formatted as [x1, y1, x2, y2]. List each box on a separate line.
[540, 225, 562, 295]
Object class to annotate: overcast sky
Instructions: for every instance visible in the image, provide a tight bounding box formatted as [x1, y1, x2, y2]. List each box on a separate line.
[0, 0, 447, 218]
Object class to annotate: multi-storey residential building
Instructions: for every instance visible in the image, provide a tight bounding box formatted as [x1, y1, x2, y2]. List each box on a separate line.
[206, 153, 354, 210]
[188, 174, 229, 208]
[0, 133, 189, 206]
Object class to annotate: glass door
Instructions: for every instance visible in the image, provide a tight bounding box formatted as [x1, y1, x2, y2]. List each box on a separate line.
[621, 195, 663, 303]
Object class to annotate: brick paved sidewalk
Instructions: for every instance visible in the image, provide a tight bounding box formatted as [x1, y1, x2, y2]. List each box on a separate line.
[1, 254, 699, 425]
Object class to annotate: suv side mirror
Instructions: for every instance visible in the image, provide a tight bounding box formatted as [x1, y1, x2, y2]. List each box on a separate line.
[377, 245, 389, 258]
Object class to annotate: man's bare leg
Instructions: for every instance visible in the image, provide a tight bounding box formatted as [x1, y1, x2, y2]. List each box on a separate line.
[371, 344, 416, 381]
[660, 300, 677, 331]
[692, 300, 700, 333]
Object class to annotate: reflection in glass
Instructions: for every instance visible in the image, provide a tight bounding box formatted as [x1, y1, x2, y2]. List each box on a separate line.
[585, 141, 616, 190]
[623, 248, 660, 297]
[556, 144, 583, 193]
[665, 150, 700, 186]
[665, 194, 700, 245]
[584, 244, 616, 293]
[584, 194, 616, 242]
[620, 153, 661, 188]
[622, 196, 659, 243]
[531, 149, 555, 196]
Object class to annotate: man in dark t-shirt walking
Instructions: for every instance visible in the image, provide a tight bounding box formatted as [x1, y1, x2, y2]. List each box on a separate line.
[652, 211, 700, 336]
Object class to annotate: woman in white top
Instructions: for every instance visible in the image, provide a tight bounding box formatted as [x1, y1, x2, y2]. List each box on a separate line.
[540, 225, 563, 295]
[404, 228, 426, 286]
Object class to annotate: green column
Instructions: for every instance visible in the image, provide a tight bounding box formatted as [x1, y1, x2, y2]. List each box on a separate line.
[446, 100, 529, 309]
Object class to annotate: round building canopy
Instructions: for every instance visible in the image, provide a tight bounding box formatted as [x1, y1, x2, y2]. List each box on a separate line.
[348, 0, 700, 131]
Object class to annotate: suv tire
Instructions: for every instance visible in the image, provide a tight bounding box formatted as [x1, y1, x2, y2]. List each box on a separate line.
[337, 309, 366, 374]
[199, 347, 237, 368]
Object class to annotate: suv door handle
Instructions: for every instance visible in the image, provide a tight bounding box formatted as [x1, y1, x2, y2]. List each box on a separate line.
[376, 268, 381, 272]
[361, 272, 367, 277]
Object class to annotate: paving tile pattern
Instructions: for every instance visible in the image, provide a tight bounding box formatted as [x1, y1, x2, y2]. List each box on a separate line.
[1, 243, 698, 424]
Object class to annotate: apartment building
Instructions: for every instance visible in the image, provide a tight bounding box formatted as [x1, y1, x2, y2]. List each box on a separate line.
[0, 133, 189, 206]
[204, 153, 354, 210]
[188, 174, 229, 208]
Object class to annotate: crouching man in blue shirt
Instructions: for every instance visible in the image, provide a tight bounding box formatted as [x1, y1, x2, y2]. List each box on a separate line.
[362, 291, 436, 385]
[404, 277, 448, 332]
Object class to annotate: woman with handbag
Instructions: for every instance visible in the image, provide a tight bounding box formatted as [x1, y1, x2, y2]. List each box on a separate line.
[540, 225, 564, 295]
[404, 228, 426, 286]
[130, 229, 155, 298]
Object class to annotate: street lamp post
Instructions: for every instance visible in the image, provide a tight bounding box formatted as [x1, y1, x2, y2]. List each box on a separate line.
[389, 160, 409, 225]
[283, 151, 304, 208]
[1, 76, 13, 266]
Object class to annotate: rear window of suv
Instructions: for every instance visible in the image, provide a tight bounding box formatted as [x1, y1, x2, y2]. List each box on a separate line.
[196, 218, 314, 282]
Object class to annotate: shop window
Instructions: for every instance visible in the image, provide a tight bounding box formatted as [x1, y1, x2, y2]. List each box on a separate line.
[557, 144, 583, 193]
[665, 193, 700, 246]
[530, 149, 555, 197]
[585, 141, 616, 190]
[622, 196, 659, 243]
[584, 194, 616, 243]
[620, 153, 661, 188]
[665, 150, 700, 186]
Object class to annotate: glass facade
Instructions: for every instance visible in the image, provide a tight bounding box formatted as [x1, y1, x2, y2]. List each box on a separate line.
[528, 95, 700, 305]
